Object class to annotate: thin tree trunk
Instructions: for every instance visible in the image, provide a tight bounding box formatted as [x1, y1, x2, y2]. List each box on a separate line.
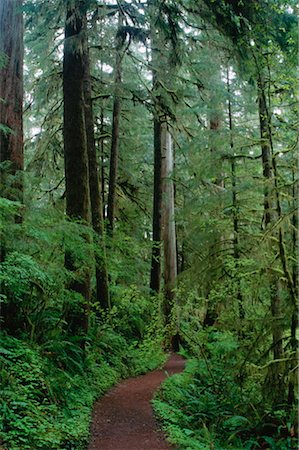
[288, 169, 298, 405]
[0, 0, 24, 204]
[107, 12, 123, 234]
[100, 108, 106, 221]
[203, 114, 223, 327]
[82, 16, 110, 310]
[63, 0, 91, 334]
[227, 70, 244, 321]
[258, 75, 285, 404]
[258, 78, 283, 360]
[291, 169, 298, 343]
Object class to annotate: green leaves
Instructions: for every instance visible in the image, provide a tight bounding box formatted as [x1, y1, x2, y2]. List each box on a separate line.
[0, 252, 50, 303]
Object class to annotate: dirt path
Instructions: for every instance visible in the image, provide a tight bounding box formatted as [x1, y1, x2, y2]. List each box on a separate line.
[88, 353, 185, 450]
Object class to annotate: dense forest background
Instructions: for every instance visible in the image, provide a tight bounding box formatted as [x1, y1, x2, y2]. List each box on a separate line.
[0, 0, 298, 449]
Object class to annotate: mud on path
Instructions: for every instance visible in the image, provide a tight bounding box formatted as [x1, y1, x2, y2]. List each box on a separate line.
[88, 354, 185, 450]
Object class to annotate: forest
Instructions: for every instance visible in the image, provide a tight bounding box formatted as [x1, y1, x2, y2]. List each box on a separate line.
[0, 0, 298, 449]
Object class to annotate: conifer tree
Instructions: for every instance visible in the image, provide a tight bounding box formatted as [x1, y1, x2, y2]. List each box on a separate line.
[107, 9, 124, 234]
[149, 0, 179, 340]
[63, 0, 91, 333]
[82, 13, 110, 310]
[0, 0, 24, 204]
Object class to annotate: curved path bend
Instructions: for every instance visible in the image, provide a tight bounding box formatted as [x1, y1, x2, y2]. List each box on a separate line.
[88, 353, 185, 450]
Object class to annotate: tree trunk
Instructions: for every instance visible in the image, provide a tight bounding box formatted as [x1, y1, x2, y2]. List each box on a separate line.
[63, 0, 91, 333]
[0, 0, 23, 332]
[161, 122, 177, 322]
[150, 118, 163, 293]
[203, 114, 223, 327]
[149, 4, 164, 294]
[258, 77, 283, 361]
[258, 76, 285, 404]
[107, 12, 123, 234]
[0, 0, 24, 203]
[288, 168, 298, 405]
[291, 169, 298, 344]
[227, 71, 244, 321]
[100, 108, 106, 221]
[82, 15, 110, 310]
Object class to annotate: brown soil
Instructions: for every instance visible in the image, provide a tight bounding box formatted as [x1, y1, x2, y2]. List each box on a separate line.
[88, 353, 185, 450]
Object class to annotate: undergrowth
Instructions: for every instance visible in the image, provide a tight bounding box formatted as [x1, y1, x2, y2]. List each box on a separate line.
[0, 200, 166, 449]
[153, 330, 297, 450]
[0, 307, 165, 450]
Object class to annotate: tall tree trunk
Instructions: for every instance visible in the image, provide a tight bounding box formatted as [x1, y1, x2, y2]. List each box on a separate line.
[107, 12, 123, 234]
[291, 169, 298, 344]
[0, 0, 24, 204]
[161, 122, 177, 321]
[258, 76, 285, 404]
[82, 16, 110, 310]
[63, 0, 91, 334]
[288, 168, 298, 404]
[100, 107, 106, 221]
[149, 4, 179, 348]
[149, 3, 164, 294]
[0, 0, 23, 332]
[258, 77, 283, 361]
[150, 118, 163, 293]
[227, 71, 244, 321]
[203, 114, 223, 327]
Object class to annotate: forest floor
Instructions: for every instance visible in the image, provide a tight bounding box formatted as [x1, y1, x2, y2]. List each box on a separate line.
[87, 353, 185, 450]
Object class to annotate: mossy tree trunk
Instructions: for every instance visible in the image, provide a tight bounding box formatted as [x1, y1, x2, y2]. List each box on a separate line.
[149, 2, 164, 295]
[161, 122, 177, 322]
[227, 71, 244, 322]
[63, 0, 91, 334]
[149, 2, 179, 349]
[258, 76, 285, 404]
[82, 15, 110, 310]
[0, 0, 24, 332]
[107, 11, 123, 234]
[150, 117, 163, 293]
[0, 0, 24, 204]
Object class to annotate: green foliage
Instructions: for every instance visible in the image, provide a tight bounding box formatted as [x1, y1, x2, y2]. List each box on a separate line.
[0, 201, 166, 449]
[0, 287, 166, 450]
[0, 252, 51, 304]
[1, 0, 297, 449]
[0, 332, 119, 450]
[153, 331, 298, 449]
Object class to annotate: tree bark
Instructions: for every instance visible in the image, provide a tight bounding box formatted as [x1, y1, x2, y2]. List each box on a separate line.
[82, 15, 110, 310]
[149, 4, 178, 347]
[227, 71, 244, 321]
[0, 0, 23, 332]
[203, 113, 224, 327]
[0, 0, 24, 203]
[100, 108, 106, 221]
[258, 77, 283, 362]
[107, 12, 123, 234]
[161, 122, 177, 321]
[258, 75, 286, 405]
[63, 0, 91, 333]
[288, 168, 298, 404]
[149, 3, 164, 294]
[150, 118, 163, 293]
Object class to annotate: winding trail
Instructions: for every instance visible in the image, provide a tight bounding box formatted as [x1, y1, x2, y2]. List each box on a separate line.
[88, 353, 185, 450]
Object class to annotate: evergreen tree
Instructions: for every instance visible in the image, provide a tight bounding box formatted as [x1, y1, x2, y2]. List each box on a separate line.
[63, 0, 91, 333]
[0, 0, 24, 204]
